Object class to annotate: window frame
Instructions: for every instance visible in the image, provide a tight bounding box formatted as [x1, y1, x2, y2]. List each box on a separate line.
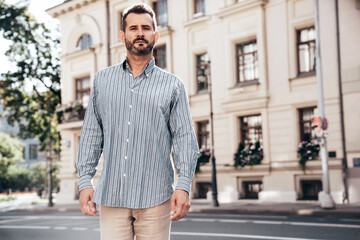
[197, 120, 210, 151]
[297, 26, 316, 76]
[239, 114, 262, 146]
[298, 106, 317, 142]
[75, 77, 91, 103]
[76, 33, 93, 51]
[194, 0, 206, 17]
[153, 45, 167, 69]
[236, 39, 259, 85]
[152, 0, 168, 27]
[196, 53, 209, 93]
[29, 144, 38, 160]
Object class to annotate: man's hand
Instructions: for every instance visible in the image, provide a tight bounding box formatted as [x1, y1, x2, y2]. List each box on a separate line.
[79, 188, 97, 216]
[169, 189, 190, 221]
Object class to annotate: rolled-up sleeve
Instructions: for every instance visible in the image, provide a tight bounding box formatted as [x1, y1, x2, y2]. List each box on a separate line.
[169, 81, 199, 194]
[76, 73, 104, 191]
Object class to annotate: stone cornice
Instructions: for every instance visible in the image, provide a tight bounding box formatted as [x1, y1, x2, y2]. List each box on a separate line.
[217, 0, 268, 18]
[46, 0, 99, 18]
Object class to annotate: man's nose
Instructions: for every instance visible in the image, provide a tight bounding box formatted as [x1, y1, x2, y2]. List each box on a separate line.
[137, 28, 144, 37]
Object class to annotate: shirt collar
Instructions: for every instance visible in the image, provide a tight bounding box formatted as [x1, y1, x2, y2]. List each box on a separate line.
[122, 57, 155, 78]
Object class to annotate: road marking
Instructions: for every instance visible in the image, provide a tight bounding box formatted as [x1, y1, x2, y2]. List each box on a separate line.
[289, 222, 360, 229]
[0, 218, 36, 224]
[53, 226, 68, 230]
[0, 225, 51, 230]
[171, 231, 322, 240]
[219, 219, 249, 223]
[190, 218, 216, 222]
[72, 227, 87, 231]
[188, 213, 288, 219]
[93, 228, 100, 231]
[0, 215, 95, 220]
[180, 218, 360, 229]
[252, 220, 284, 225]
[340, 218, 360, 223]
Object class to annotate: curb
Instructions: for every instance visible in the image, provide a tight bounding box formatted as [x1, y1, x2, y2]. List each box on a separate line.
[190, 207, 360, 217]
[6, 205, 360, 217]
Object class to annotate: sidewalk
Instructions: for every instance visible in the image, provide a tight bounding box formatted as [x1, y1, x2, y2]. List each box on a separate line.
[2, 195, 360, 217]
[190, 199, 360, 216]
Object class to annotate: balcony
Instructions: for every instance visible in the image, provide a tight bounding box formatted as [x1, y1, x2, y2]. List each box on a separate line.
[56, 101, 86, 124]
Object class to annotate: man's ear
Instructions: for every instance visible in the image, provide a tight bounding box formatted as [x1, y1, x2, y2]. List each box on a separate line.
[155, 31, 159, 43]
[119, 31, 125, 43]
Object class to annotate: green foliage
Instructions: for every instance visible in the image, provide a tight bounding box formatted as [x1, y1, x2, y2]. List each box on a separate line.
[0, 132, 24, 191]
[7, 165, 33, 191]
[2, 162, 60, 194]
[297, 141, 320, 173]
[233, 141, 263, 169]
[195, 150, 211, 174]
[0, 195, 16, 202]
[0, 0, 61, 153]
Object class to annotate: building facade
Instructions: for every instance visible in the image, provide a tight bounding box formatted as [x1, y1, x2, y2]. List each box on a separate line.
[0, 103, 45, 167]
[47, 0, 360, 204]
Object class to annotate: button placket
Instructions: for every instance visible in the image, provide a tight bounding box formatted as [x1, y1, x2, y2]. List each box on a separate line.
[123, 73, 135, 179]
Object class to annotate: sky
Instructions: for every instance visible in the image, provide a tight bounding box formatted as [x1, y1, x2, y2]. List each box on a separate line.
[0, 0, 64, 74]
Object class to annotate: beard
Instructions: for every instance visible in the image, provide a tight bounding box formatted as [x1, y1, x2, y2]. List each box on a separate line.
[125, 36, 155, 56]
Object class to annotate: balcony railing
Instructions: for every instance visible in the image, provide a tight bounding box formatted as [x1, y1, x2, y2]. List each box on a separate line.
[56, 101, 86, 124]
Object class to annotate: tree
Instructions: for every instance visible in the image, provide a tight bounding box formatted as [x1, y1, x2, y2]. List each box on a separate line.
[0, 132, 24, 192]
[0, 0, 61, 153]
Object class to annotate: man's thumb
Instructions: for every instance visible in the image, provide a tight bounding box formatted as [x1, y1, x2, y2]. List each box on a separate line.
[170, 197, 176, 216]
[90, 199, 96, 211]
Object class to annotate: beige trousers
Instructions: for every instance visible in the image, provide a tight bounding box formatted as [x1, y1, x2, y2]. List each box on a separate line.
[100, 199, 171, 240]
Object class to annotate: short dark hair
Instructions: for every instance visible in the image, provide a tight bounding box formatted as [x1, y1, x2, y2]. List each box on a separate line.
[121, 3, 157, 32]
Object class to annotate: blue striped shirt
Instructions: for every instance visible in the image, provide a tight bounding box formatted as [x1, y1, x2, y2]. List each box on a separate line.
[76, 58, 199, 209]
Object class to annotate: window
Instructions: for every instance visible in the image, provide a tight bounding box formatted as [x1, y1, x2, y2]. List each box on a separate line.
[29, 144, 38, 160]
[240, 115, 262, 145]
[297, 27, 315, 74]
[299, 107, 317, 142]
[242, 181, 263, 199]
[118, 11, 123, 39]
[154, 45, 167, 69]
[236, 40, 258, 84]
[153, 0, 168, 27]
[76, 77, 91, 104]
[195, 182, 211, 199]
[194, 0, 206, 17]
[300, 180, 322, 200]
[196, 53, 209, 92]
[76, 34, 93, 50]
[197, 121, 210, 151]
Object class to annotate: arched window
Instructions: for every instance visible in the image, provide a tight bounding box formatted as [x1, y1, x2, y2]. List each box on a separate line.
[76, 33, 93, 50]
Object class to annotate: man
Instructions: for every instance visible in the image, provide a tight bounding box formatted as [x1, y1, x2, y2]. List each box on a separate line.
[76, 3, 199, 240]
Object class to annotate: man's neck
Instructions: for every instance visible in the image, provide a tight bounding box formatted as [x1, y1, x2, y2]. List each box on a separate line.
[126, 52, 153, 78]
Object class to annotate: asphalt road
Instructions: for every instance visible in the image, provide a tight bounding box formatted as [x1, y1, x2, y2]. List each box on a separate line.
[0, 211, 359, 240]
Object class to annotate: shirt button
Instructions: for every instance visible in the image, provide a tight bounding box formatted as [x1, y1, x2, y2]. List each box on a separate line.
[128, 121, 131, 125]
[123, 173, 126, 177]
[130, 105, 132, 108]
[131, 89, 134, 92]
[126, 139, 129, 142]
[125, 156, 127, 159]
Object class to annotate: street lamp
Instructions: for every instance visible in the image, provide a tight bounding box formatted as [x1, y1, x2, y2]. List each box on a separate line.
[314, 0, 335, 209]
[201, 60, 219, 207]
[39, 94, 53, 207]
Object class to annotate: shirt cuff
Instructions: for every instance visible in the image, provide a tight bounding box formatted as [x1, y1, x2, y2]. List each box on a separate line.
[78, 175, 94, 192]
[175, 176, 192, 195]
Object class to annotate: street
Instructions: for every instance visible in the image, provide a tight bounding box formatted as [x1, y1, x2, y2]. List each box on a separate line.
[0, 211, 359, 240]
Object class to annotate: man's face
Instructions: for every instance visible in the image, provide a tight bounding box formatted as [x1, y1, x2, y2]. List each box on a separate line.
[120, 13, 159, 56]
